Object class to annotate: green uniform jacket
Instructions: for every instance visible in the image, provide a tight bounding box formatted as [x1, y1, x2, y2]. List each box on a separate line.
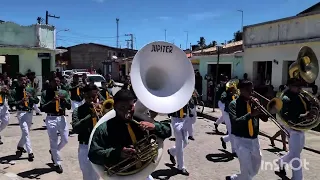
[280, 91, 310, 124]
[9, 86, 39, 111]
[69, 82, 84, 102]
[71, 103, 96, 144]
[220, 91, 238, 112]
[40, 87, 71, 114]
[229, 96, 267, 139]
[88, 115, 171, 166]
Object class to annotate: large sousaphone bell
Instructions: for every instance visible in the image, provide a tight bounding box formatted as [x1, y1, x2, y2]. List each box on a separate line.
[88, 41, 195, 180]
[276, 46, 320, 131]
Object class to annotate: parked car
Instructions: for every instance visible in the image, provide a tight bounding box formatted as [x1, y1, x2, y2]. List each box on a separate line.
[87, 74, 106, 88]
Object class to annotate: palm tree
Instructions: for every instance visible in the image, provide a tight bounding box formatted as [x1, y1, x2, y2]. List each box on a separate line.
[197, 37, 206, 52]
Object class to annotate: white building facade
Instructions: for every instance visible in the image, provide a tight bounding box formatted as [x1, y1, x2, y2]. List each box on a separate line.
[243, 9, 320, 90]
[0, 21, 56, 90]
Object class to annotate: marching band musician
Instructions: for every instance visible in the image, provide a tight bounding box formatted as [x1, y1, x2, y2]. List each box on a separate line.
[0, 78, 10, 145]
[167, 102, 191, 176]
[214, 75, 228, 132]
[71, 84, 100, 180]
[186, 90, 197, 141]
[99, 81, 111, 100]
[27, 72, 42, 116]
[106, 74, 115, 95]
[69, 74, 84, 111]
[88, 89, 172, 180]
[40, 76, 71, 173]
[219, 84, 238, 156]
[276, 78, 311, 180]
[226, 80, 268, 180]
[10, 74, 39, 162]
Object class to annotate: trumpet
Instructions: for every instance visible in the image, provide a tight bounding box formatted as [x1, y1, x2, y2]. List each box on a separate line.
[91, 102, 104, 119]
[23, 89, 29, 107]
[55, 91, 60, 113]
[252, 91, 290, 137]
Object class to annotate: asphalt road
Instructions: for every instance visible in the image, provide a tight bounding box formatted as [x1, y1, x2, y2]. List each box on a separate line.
[0, 111, 320, 180]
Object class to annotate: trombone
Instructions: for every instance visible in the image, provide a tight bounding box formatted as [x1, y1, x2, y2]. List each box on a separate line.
[252, 91, 290, 137]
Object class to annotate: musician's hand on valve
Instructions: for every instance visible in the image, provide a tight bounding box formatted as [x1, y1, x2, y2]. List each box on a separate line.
[139, 121, 155, 131]
[121, 146, 136, 158]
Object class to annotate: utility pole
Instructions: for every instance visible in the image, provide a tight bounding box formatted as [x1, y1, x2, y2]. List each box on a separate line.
[125, 34, 134, 49]
[45, 11, 60, 25]
[164, 29, 167, 41]
[213, 46, 222, 111]
[237, 10, 244, 32]
[184, 31, 188, 50]
[116, 18, 119, 48]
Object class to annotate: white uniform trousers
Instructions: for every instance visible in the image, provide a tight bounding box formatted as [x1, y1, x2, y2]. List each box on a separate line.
[168, 117, 188, 170]
[17, 111, 34, 154]
[231, 136, 262, 180]
[33, 104, 41, 114]
[0, 104, 10, 133]
[45, 115, 69, 165]
[278, 127, 305, 180]
[146, 175, 154, 180]
[71, 100, 84, 111]
[216, 101, 225, 125]
[78, 144, 100, 180]
[221, 111, 235, 153]
[186, 108, 196, 137]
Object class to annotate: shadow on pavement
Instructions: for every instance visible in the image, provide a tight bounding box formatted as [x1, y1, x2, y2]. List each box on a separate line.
[8, 123, 19, 126]
[0, 154, 28, 164]
[206, 149, 235, 163]
[32, 127, 47, 131]
[17, 163, 55, 179]
[205, 131, 225, 135]
[151, 163, 179, 180]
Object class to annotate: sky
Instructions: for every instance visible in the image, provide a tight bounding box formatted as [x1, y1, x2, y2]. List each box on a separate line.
[1, 0, 319, 49]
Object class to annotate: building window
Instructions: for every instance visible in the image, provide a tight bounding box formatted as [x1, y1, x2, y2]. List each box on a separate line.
[113, 52, 116, 56]
[108, 52, 111, 58]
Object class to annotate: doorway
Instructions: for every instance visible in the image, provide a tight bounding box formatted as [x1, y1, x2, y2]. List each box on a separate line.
[207, 64, 232, 82]
[255, 61, 272, 86]
[42, 58, 51, 87]
[2, 55, 19, 78]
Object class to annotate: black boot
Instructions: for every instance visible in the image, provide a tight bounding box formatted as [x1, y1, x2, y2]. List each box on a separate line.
[178, 168, 189, 176]
[0, 136, 3, 145]
[16, 147, 26, 157]
[220, 137, 226, 149]
[167, 150, 176, 165]
[28, 153, 34, 162]
[54, 165, 63, 174]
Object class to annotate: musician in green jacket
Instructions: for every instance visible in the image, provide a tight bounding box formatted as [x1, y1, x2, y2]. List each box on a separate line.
[88, 89, 171, 179]
[72, 84, 100, 180]
[40, 76, 71, 173]
[69, 74, 84, 110]
[9, 74, 39, 162]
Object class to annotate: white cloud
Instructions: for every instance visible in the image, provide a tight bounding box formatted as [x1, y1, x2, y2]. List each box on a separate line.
[188, 12, 220, 21]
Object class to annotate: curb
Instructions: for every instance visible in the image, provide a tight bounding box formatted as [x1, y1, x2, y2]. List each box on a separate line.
[197, 111, 320, 155]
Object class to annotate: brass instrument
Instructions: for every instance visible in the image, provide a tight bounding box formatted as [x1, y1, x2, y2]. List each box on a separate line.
[98, 91, 114, 114]
[0, 85, 9, 104]
[226, 79, 240, 95]
[105, 118, 159, 176]
[91, 102, 103, 120]
[88, 41, 194, 180]
[278, 46, 320, 131]
[253, 46, 320, 133]
[252, 92, 289, 137]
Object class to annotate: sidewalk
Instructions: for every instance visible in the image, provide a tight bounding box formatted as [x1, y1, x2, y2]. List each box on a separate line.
[197, 107, 320, 154]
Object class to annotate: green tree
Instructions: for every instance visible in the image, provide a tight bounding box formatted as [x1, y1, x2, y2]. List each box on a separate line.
[197, 37, 206, 51]
[233, 30, 243, 41]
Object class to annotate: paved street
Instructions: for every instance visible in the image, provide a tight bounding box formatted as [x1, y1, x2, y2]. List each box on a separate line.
[0, 111, 320, 180]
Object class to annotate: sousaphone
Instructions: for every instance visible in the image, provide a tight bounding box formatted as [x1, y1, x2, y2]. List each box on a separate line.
[276, 46, 320, 131]
[88, 41, 195, 180]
